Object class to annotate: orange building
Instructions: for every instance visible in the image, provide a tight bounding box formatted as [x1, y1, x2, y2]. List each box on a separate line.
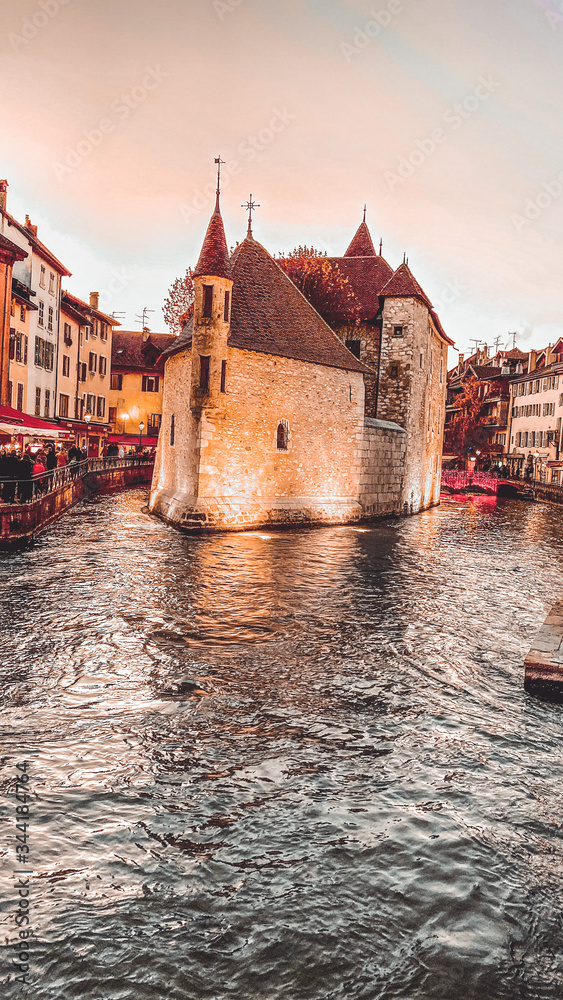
[108, 328, 176, 451]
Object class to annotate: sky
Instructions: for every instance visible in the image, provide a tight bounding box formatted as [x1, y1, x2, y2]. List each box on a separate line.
[1, 0, 562, 360]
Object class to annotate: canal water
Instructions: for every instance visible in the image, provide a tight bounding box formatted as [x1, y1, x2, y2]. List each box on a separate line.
[1, 489, 563, 1000]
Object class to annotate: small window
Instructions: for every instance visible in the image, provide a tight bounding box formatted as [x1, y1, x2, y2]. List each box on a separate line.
[170, 413, 175, 446]
[420, 353, 423, 368]
[97, 396, 105, 418]
[38, 301, 44, 326]
[89, 351, 97, 373]
[49, 271, 55, 293]
[199, 355, 210, 390]
[393, 325, 403, 337]
[9, 332, 15, 360]
[99, 357, 107, 376]
[203, 285, 213, 318]
[7, 380, 12, 406]
[62, 355, 70, 377]
[220, 360, 227, 393]
[276, 422, 288, 451]
[40, 265, 46, 288]
[224, 290, 230, 322]
[147, 414, 161, 435]
[109, 406, 117, 425]
[345, 339, 361, 359]
[142, 375, 159, 392]
[59, 393, 69, 418]
[111, 373, 123, 391]
[16, 383, 24, 411]
[390, 365, 399, 379]
[35, 387, 41, 416]
[20, 305, 25, 322]
[79, 362, 87, 382]
[48, 306, 54, 332]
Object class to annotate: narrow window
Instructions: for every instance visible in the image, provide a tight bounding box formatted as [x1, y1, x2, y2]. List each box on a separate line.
[393, 325, 403, 337]
[277, 422, 288, 450]
[7, 381, 12, 406]
[111, 373, 123, 391]
[390, 365, 399, 379]
[109, 406, 117, 424]
[59, 394, 69, 418]
[17, 383, 24, 410]
[170, 413, 175, 446]
[220, 360, 227, 393]
[203, 285, 213, 318]
[35, 387, 41, 416]
[199, 355, 210, 390]
[224, 290, 230, 322]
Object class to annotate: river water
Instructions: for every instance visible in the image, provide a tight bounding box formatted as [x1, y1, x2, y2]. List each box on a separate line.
[1, 488, 563, 1000]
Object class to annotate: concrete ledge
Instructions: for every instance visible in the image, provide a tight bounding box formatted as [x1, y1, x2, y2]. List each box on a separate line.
[524, 600, 563, 700]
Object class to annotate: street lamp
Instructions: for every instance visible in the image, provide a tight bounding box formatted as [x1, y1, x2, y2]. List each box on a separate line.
[84, 413, 91, 460]
[139, 421, 144, 452]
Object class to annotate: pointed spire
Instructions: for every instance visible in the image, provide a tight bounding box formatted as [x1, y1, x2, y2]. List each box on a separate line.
[193, 183, 231, 279]
[214, 155, 225, 213]
[379, 238, 383, 256]
[344, 212, 377, 257]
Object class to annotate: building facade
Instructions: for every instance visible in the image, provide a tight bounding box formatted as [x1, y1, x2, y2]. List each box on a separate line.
[149, 195, 446, 533]
[108, 329, 176, 450]
[506, 344, 563, 482]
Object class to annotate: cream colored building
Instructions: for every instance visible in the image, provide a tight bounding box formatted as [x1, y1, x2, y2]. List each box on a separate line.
[507, 347, 563, 482]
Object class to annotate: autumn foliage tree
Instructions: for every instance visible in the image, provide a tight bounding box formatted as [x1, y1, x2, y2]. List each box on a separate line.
[163, 268, 195, 335]
[276, 247, 360, 326]
[444, 375, 488, 458]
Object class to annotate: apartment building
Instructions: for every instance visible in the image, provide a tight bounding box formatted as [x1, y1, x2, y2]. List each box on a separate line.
[506, 344, 563, 482]
[108, 329, 175, 450]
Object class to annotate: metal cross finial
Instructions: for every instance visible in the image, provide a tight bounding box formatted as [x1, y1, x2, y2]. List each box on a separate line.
[379, 238, 383, 256]
[242, 194, 260, 235]
[214, 156, 225, 206]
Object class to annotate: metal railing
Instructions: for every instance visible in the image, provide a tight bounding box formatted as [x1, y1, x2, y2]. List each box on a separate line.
[0, 455, 154, 505]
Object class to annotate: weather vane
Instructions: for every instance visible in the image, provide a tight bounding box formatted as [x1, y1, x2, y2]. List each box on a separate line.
[242, 194, 260, 235]
[214, 155, 225, 199]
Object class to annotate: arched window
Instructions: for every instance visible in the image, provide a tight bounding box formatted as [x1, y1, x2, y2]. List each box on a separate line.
[276, 422, 288, 451]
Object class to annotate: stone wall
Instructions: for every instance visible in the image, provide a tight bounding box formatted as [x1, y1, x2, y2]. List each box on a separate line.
[359, 417, 406, 517]
[333, 321, 381, 417]
[377, 298, 447, 512]
[150, 346, 368, 531]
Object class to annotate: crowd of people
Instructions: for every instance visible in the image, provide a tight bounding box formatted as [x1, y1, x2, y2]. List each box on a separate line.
[0, 441, 155, 503]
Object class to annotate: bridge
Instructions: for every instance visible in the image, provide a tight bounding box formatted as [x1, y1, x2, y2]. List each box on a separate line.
[441, 469, 563, 505]
[0, 456, 154, 550]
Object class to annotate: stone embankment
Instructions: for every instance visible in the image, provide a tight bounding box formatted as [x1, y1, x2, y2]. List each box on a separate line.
[524, 600, 563, 700]
[0, 459, 154, 550]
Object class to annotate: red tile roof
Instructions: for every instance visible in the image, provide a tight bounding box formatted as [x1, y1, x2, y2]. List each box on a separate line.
[344, 220, 377, 257]
[112, 330, 177, 372]
[429, 309, 455, 347]
[0, 233, 27, 262]
[62, 290, 119, 326]
[380, 262, 433, 308]
[193, 195, 231, 279]
[163, 236, 370, 373]
[325, 255, 393, 322]
[1, 209, 71, 275]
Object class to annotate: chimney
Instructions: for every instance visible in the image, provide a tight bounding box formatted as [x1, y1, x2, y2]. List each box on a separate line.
[0, 179, 7, 213]
[24, 215, 38, 238]
[89, 291, 99, 311]
[529, 349, 537, 372]
[142, 326, 150, 342]
[458, 353, 464, 369]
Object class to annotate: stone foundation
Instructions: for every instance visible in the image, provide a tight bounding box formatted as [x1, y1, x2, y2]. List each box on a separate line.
[524, 600, 563, 701]
[149, 490, 363, 532]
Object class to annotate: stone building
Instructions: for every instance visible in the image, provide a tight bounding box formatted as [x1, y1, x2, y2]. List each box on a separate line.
[318, 215, 453, 510]
[0, 232, 28, 407]
[149, 195, 409, 531]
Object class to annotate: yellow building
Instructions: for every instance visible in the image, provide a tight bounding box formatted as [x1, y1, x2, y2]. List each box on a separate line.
[108, 329, 176, 451]
[8, 276, 36, 413]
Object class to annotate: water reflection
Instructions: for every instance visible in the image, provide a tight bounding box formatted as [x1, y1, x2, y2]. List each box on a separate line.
[1, 489, 563, 999]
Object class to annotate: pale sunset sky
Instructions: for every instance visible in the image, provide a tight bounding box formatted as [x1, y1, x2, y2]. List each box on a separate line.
[1, 0, 562, 358]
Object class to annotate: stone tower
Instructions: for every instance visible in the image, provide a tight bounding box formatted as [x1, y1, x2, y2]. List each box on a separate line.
[190, 192, 233, 413]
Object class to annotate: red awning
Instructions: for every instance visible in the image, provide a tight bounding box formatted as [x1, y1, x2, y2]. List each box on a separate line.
[108, 433, 159, 447]
[0, 405, 71, 439]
